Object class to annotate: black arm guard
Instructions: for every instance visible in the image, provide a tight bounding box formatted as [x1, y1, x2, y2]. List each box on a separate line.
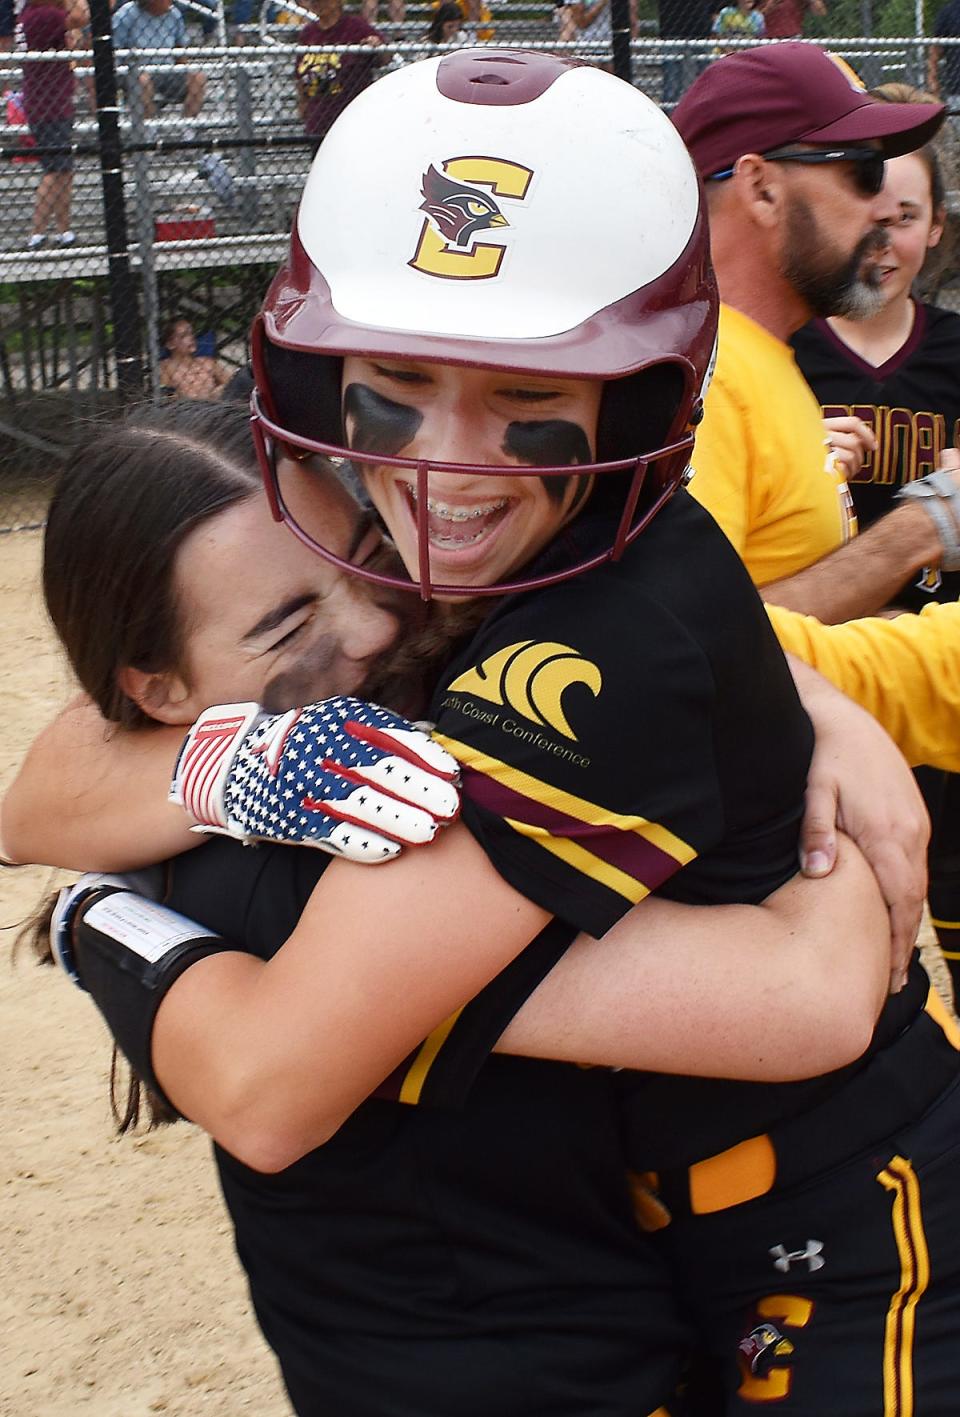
[68, 885, 238, 1102]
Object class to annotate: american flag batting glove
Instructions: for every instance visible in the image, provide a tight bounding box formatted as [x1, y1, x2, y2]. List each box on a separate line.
[169, 698, 461, 863]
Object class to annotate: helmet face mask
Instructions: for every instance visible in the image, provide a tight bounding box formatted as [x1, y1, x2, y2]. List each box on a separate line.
[254, 48, 718, 599]
[252, 378, 696, 601]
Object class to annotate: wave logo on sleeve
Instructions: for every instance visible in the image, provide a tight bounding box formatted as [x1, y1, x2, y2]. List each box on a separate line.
[447, 640, 601, 741]
[409, 157, 533, 281]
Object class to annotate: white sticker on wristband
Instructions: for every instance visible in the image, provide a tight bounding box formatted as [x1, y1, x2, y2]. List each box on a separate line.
[84, 893, 215, 964]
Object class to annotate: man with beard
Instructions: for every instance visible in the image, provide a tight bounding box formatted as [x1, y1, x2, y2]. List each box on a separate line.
[672, 44, 956, 624]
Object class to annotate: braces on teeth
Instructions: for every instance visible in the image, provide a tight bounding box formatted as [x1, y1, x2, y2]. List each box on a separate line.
[408, 487, 508, 522]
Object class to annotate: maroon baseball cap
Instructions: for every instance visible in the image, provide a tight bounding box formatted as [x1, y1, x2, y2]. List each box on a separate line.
[673, 43, 944, 179]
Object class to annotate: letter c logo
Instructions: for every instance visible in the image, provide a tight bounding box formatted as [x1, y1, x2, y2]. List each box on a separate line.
[410, 156, 534, 281]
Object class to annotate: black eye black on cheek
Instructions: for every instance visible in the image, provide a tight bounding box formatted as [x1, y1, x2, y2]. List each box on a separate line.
[343, 383, 424, 457]
[503, 421, 593, 505]
[503, 420, 592, 467]
[261, 635, 342, 712]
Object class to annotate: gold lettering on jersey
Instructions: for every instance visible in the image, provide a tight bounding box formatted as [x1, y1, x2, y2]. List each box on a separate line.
[737, 1295, 813, 1402]
[297, 50, 345, 98]
[409, 157, 533, 282]
[446, 640, 601, 741]
[439, 696, 593, 766]
[822, 403, 960, 486]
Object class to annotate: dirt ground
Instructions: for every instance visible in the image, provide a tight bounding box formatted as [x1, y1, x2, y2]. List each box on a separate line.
[2, 524, 954, 1417]
[0, 529, 290, 1417]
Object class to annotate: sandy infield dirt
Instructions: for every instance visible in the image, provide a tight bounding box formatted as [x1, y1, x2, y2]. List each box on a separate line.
[1, 529, 290, 1417]
[2, 522, 954, 1417]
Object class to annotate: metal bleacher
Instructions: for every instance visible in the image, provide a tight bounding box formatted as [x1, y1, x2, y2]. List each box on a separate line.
[0, 49, 308, 282]
[0, 16, 941, 283]
[0, 3, 569, 280]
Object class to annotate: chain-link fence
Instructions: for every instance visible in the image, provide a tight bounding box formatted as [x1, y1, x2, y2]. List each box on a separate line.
[2, 8, 960, 529]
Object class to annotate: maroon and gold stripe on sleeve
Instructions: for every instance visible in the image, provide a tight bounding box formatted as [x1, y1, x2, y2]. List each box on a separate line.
[434, 734, 696, 907]
[371, 1006, 465, 1106]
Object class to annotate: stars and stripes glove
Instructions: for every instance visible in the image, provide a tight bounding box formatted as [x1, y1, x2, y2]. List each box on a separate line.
[170, 698, 461, 863]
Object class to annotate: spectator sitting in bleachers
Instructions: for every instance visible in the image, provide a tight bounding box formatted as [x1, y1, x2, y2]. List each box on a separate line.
[21, 0, 89, 250]
[712, 0, 765, 45]
[428, 0, 493, 41]
[294, 0, 382, 154]
[159, 318, 230, 398]
[424, 2, 465, 45]
[112, 0, 206, 119]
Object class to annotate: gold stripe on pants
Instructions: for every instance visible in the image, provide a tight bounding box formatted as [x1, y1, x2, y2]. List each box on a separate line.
[877, 1156, 930, 1417]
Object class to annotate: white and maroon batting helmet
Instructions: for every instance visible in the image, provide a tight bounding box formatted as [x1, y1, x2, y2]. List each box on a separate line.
[253, 48, 718, 598]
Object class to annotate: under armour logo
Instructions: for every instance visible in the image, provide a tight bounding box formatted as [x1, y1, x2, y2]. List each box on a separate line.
[770, 1240, 824, 1274]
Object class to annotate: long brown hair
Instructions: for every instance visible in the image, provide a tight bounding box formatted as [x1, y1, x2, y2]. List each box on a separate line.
[20, 402, 264, 1131]
[43, 400, 261, 730]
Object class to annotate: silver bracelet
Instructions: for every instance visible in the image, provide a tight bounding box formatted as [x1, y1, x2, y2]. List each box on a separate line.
[894, 469, 960, 572]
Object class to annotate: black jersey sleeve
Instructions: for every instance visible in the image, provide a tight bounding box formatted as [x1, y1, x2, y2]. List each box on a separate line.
[161, 837, 574, 1110]
[430, 563, 725, 939]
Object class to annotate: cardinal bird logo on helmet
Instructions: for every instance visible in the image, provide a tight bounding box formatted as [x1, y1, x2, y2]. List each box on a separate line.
[408, 155, 533, 281]
[419, 164, 509, 249]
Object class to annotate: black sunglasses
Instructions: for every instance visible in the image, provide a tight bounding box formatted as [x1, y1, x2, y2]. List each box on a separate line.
[711, 145, 886, 197]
